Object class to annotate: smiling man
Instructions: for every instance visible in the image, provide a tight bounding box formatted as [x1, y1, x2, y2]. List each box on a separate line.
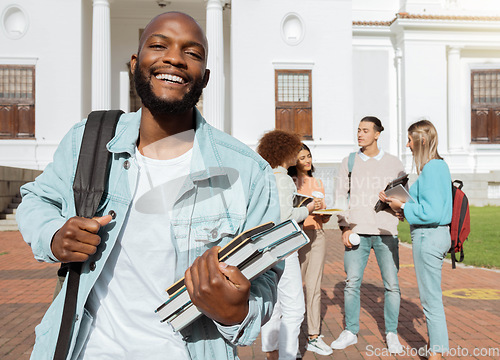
[17, 12, 280, 360]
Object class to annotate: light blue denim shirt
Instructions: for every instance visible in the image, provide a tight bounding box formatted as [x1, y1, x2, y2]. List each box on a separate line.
[17, 109, 281, 360]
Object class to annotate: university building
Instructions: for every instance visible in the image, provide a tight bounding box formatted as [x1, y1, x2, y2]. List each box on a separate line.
[1, 0, 500, 207]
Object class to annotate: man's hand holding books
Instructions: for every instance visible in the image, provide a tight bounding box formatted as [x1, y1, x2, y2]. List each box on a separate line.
[157, 220, 309, 331]
[184, 246, 251, 326]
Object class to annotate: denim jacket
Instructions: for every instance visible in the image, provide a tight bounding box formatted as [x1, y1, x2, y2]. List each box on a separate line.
[17, 109, 281, 360]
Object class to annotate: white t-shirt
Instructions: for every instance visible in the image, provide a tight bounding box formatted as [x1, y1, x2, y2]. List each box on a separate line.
[80, 148, 192, 360]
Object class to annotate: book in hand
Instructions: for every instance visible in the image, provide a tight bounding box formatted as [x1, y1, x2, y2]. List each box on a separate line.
[312, 209, 344, 215]
[385, 184, 414, 202]
[374, 173, 410, 212]
[293, 193, 314, 208]
[155, 219, 310, 332]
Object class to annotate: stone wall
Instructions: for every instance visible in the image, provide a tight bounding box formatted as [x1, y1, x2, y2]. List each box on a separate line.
[450, 171, 500, 207]
[0, 166, 42, 213]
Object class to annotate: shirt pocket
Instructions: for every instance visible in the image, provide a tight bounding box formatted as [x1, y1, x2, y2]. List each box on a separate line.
[32, 304, 61, 359]
[172, 213, 244, 245]
[32, 319, 55, 358]
[71, 308, 94, 360]
[171, 214, 244, 266]
[190, 215, 243, 244]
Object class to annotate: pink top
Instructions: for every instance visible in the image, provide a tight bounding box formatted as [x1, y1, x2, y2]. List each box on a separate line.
[293, 176, 327, 230]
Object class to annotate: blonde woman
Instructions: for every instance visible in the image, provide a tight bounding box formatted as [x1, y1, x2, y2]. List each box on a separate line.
[381, 120, 452, 360]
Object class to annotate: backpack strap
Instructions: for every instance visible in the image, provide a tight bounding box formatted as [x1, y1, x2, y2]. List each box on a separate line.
[450, 247, 465, 269]
[73, 110, 122, 218]
[347, 152, 356, 201]
[453, 179, 464, 190]
[53, 110, 122, 360]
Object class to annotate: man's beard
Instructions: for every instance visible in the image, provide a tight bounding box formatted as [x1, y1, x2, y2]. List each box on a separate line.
[134, 62, 205, 116]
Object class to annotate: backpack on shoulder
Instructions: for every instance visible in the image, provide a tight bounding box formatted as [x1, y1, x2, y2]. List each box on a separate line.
[449, 180, 471, 269]
[53, 110, 123, 360]
[347, 152, 356, 201]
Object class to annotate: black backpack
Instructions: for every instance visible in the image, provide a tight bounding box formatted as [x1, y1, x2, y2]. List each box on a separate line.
[53, 110, 123, 360]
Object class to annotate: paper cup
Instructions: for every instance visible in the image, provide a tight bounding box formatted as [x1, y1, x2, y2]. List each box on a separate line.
[311, 191, 324, 199]
[349, 233, 360, 246]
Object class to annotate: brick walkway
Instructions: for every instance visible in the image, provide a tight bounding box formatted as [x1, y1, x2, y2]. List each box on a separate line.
[1, 230, 499, 359]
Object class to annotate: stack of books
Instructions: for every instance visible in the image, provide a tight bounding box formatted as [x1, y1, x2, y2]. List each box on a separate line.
[155, 220, 309, 332]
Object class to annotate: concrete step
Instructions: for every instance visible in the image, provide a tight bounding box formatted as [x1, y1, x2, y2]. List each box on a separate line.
[0, 194, 21, 231]
[0, 213, 16, 220]
[0, 219, 18, 231]
[0, 223, 18, 231]
[0, 219, 17, 225]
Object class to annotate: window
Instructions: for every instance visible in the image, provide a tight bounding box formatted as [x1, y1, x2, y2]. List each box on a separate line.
[471, 69, 500, 144]
[0, 65, 35, 138]
[275, 70, 312, 139]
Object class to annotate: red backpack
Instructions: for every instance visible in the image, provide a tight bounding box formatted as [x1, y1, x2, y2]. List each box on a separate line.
[449, 180, 471, 269]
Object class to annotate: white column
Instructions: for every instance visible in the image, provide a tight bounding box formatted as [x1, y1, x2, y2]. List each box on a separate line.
[204, 0, 225, 131]
[92, 0, 111, 110]
[119, 71, 130, 113]
[447, 46, 462, 152]
[395, 48, 403, 160]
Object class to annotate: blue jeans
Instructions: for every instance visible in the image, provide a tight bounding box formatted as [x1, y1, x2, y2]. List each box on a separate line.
[344, 235, 401, 335]
[411, 225, 450, 354]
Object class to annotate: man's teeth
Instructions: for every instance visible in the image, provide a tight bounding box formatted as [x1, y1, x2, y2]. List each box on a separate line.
[155, 74, 185, 84]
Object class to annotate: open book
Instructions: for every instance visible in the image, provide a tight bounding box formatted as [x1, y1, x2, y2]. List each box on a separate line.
[155, 220, 310, 332]
[374, 173, 411, 212]
[312, 209, 344, 215]
[293, 193, 314, 208]
[384, 184, 414, 202]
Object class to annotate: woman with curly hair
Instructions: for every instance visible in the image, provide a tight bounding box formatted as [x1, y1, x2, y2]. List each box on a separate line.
[257, 130, 319, 360]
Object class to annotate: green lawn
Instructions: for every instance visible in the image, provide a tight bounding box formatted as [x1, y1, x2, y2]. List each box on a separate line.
[397, 206, 500, 269]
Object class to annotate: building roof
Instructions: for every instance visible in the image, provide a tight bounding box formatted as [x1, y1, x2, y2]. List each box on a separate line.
[353, 12, 500, 27]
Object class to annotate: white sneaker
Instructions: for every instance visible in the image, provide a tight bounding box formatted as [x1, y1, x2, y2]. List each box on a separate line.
[306, 335, 333, 356]
[330, 330, 357, 350]
[386, 332, 404, 354]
